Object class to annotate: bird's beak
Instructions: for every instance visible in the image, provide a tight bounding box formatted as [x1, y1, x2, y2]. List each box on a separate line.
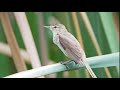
[44, 26, 51, 29]
[44, 26, 55, 30]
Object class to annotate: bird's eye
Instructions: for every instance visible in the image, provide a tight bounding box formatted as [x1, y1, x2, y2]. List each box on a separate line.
[54, 26, 57, 28]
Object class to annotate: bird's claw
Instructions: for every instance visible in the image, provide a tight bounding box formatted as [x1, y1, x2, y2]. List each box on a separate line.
[60, 60, 77, 70]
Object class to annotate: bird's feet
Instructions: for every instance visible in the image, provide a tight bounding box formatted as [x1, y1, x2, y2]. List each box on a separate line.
[60, 60, 77, 70]
[60, 60, 74, 65]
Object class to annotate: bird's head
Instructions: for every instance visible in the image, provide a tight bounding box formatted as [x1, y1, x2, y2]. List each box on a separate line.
[44, 24, 67, 33]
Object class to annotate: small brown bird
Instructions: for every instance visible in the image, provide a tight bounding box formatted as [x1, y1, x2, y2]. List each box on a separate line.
[44, 24, 97, 78]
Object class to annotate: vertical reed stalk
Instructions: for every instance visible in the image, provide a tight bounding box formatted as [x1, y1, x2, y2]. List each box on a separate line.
[38, 12, 49, 65]
[71, 12, 90, 78]
[80, 12, 112, 78]
[38, 13, 55, 78]
[0, 12, 27, 72]
[14, 12, 42, 68]
[112, 12, 119, 38]
[14, 12, 44, 78]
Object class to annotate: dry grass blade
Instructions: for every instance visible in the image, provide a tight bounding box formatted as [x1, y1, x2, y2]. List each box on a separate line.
[38, 13, 55, 78]
[14, 12, 44, 78]
[14, 12, 41, 68]
[71, 12, 84, 47]
[38, 13, 49, 65]
[71, 12, 90, 78]
[0, 12, 27, 72]
[80, 12, 112, 78]
[112, 12, 119, 39]
[0, 42, 30, 63]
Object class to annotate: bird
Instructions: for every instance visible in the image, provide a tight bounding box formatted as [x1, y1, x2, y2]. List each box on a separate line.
[44, 24, 97, 78]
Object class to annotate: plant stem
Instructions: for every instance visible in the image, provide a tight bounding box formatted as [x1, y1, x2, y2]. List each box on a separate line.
[0, 42, 30, 63]
[80, 12, 112, 78]
[14, 12, 42, 68]
[4, 52, 119, 78]
[0, 12, 27, 72]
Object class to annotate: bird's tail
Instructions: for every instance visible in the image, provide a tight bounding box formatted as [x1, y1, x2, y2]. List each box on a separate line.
[82, 61, 97, 78]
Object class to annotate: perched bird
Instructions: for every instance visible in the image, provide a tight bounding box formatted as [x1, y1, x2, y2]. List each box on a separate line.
[44, 24, 97, 78]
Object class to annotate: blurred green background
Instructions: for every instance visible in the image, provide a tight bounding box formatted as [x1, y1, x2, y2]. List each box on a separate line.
[0, 12, 119, 78]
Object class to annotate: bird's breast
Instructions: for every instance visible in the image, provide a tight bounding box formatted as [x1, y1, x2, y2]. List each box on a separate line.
[53, 34, 59, 45]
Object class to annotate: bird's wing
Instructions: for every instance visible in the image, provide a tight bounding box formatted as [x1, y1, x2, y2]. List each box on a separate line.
[59, 34, 97, 78]
[59, 34, 84, 63]
[53, 34, 68, 56]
